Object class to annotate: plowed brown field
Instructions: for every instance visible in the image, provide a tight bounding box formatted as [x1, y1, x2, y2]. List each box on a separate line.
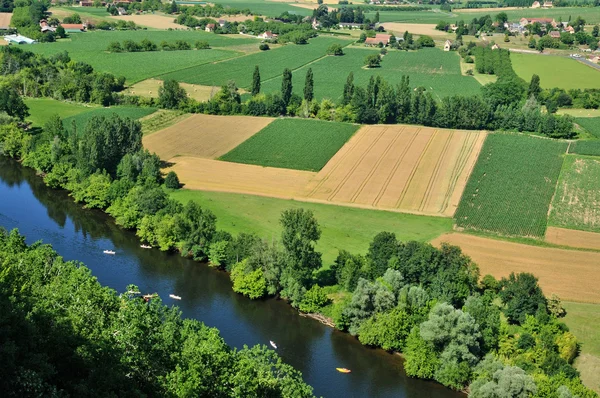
[546, 226, 600, 251]
[143, 114, 274, 160]
[166, 157, 316, 198]
[304, 125, 487, 216]
[431, 233, 600, 303]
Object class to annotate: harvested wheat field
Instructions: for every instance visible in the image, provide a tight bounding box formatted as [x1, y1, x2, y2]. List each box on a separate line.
[381, 23, 452, 37]
[0, 12, 12, 29]
[431, 233, 600, 303]
[166, 157, 316, 198]
[108, 14, 185, 30]
[304, 125, 487, 216]
[126, 79, 223, 102]
[143, 114, 274, 160]
[546, 227, 600, 251]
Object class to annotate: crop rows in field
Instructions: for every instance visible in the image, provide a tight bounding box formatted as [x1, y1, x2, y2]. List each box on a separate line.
[219, 119, 359, 171]
[576, 117, 600, 139]
[64, 107, 157, 134]
[260, 47, 482, 102]
[511, 53, 600, 90]
[569, 139, 600, 156]
[549, 155, 600, 233]
[159, 36, 350, 89]
[454, 133, 567, 238]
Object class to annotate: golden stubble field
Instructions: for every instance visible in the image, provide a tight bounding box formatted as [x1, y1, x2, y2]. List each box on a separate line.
[432, 233, 600, 303]
[305, 125, 487, 216]
[108, 14, 185, 30]
[143, 114, 274, 160]
[546, 226, 600, 251]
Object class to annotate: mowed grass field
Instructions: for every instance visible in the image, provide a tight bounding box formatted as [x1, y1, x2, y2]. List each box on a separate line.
[455, 134, 567, 237]
[511, 53, 600, 90]
[27, 31, 257, 83]
[550, 155, 600, 233]
[576, 117, 600, 139]
[260, 48, 482, 102]
[24, 98, 97, 127]
[160, 36, 351, 89]
[170, 189, 453, 264]
[220, 119, 359, 171]
[63, 107, 157, 134]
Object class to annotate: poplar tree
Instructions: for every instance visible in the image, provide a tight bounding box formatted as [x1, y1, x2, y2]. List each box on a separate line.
[342, 72, 354, 105]
[251, 65, 261, 96]
[281, 68, 293, 106]
[304, 68, 314, 102]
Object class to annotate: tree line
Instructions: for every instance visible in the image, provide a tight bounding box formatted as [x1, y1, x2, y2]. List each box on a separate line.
[0, 228, 314, 397]
[106, 38, 210, 53]
[0, 97, 594, 396]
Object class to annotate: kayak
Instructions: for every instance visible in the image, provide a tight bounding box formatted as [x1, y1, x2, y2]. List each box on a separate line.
[270, 340, 277, 349]
[169, 294, 182, 300]
[103, 250, 115, 255]
[140, 245, 152, 249]
[336, 368, 351, 374]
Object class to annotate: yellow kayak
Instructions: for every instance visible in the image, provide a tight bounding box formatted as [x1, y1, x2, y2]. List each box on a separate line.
[336, 368, 351, 373]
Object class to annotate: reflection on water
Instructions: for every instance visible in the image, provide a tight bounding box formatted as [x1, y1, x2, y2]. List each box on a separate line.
[0, 157, 461, 398]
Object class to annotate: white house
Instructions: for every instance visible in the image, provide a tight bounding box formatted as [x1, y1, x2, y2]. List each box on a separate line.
[444, 40, 452, 51]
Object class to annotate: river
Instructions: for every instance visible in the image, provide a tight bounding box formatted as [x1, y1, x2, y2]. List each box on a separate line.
[0, 157, 461, 398]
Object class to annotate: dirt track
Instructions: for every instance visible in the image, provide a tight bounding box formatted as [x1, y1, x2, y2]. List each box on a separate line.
[431, 233, 600, 303]
[305, 125, 486, 216]
[546, 227, 600, 251]
[143, 114, 274, 160]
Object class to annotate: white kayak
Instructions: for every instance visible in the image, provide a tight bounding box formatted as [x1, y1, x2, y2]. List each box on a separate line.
[169, 294, 182, 300]
[140, 245, 152, 249]
[103, 250, 115, 255]
[270, 340, 277, 349]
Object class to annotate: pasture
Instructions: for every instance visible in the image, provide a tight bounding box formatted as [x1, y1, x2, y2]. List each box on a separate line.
[549, 155, 600, 233]
[24, 98, 96, 127]
[27, 30, 256, 83]
[207, 0, 313, 16]
[305, 125, 487, 216]
[511, 53, 600, 90]
[364, 10, 456, 24]
[569, 140, 600, 156]
[170, 189, 453, 264]
[220, 119, 359, 171]
[143, 114, 274, 159]
[260, 48, 482, 102]
[159, 36, 350, 88]
[63, 107, 157, 134]
[431, 232, 600, 303]
[454, 133, 567, 237]
[575, 117, 600, 139]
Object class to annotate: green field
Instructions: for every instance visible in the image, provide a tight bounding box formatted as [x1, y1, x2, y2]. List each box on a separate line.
[169, 189, 453, 264]
[260, 47, 482, 102]
[220, 119, 358, 171]
[366, 10, 455, 23]
[453, 7, 600, 25]
[24, 98, 97, 127]
[569, 140, 600, 156]
[455, 133, 568, 237]
[63, 106, 157, 134]
[206, 0, 313, 17]
[550, 155, 600, 232]
[159, 36, 351, 88]
[27, 31, 256, 83]
[576, 117, 600, 139]
[511, 53, 600, 90]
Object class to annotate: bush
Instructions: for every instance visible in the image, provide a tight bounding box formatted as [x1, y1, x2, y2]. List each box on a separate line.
[164, 171, 180, 189]
[195, 40, 210, 49]
[107, 41, 123, 53]
[299, 285, 330, 313]
[326, 43, 344, 56]
[259, 43, 270, 51]
[364, 54, 381, 68]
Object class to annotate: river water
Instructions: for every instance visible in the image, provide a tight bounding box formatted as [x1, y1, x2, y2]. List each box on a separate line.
[0, 157, 460, 398]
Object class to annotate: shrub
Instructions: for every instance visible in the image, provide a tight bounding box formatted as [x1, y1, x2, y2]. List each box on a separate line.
[365, 54, 381, 68]
[326, 43, 344, 56]
[299, 285, 330, 313]
[259, 43, 270, 51]
[195, 40, 210, 49]
[107, 41, 123, 53]
[164, 171, 180, 189]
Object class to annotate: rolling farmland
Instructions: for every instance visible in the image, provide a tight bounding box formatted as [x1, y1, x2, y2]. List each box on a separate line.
[143, 114, 274, 160]
[454, 134, 567, 237]
[549, 155, 600, 233]
[306, 125, 486, 216]
[260, 48, 482, 102]
[159, 36, 351, 88]
[220, 119, 359, 171]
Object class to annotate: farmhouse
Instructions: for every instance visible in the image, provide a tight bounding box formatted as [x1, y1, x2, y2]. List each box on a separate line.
[61, 23, 86, 33]
[549, 31, 560, 38]
[590, 56, 600, 64]
[520, 17, 556, 27]
[259, 31, 277, 40]
[39, 20, 56, 33]
[444, 40, 452, 51]
[543, 1, 553, 7]
[4, 34, 36, 44]
[205, 23, 215, 32]
[364, 33, 391, 46]
[531, 1, 541, 7]
[565, 26, 575, 34]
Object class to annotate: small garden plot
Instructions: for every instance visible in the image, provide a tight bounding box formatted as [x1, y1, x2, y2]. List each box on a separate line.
[575, 118, 600, 139]
[220, 119, 359, 171]
[550, 155, 600, 233]
[63, 107, 157, 134]
[454, 133, 567, 237]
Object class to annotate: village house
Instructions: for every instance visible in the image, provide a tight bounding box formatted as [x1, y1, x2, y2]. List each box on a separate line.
[590, 55, 600, 64]
[61, 23, 86, 33]
[565, 25, 575, 34]
[531, 1, 541, 8]
[364, 33, 391, 46]
[444, 40, 452, 51]
[520, 17, 556, 27]
[491, 43, 500, 50]
[205, 23, 215, 32]
[259, 30, 277, 40]
[39, 19, 56, 33]
[549, 31, 560, 39]
[218, 19, 226, 27]
[543, 1, 553, 7]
